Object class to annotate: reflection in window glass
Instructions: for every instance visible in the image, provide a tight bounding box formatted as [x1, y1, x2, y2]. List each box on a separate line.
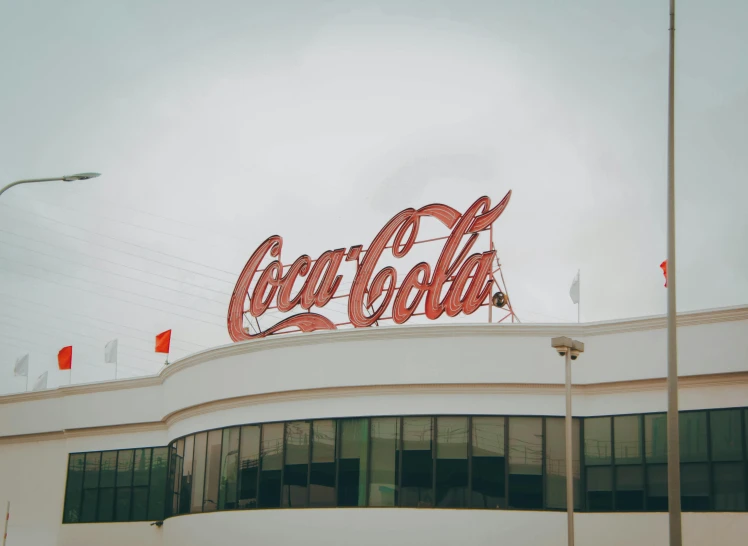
[80, 452, 101, 522]
[171, 440, 184, 517]
[133, 448, 151, 486]
[545, 418, 581, 509]
[219, 427, 240, 510]
[645, 414, 667, 463]
[238, 426, 260, 508]
[508, 417, 543, 509]
[115, 450, 133, 521]
[98, 452, 117, 521]
[191, 433, 207, 513]
[713, 462, 746, 510]
[283, 421, 310, 508]
[369, 418, 398, 507]
[131, 487, 148, 520]
[586, 466, 613, 511]
[179, 436, 194, 514]
[148, 447, 168, 520]
[584, 417, 611, 465]
[436, 417, 468, 508]
[615, 465, 644, 511]
[338, 419, 369, 507]
[203, 430, 223, 512]
[401, 417, 433, 507]
[614, 416, 642, 464]
[646, 465, 668, 511]
[259, 423, 284, 508]
[710, 410, 743, 462]
[63, 454, 85, 523]
[131, 448, 151, 520]
[680, 463, 709, 511]
[471, 417, 505, 509]
[680, 412, 708, 463]
[115, 487, 131, 522]
[310, 420, 336, 507]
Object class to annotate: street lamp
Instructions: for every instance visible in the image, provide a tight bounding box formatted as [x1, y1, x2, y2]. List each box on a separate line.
[0, 173, 101, 198]
[551, 335, 585, 546]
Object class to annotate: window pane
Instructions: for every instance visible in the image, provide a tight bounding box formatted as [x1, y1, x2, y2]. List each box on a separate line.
[203, 430, 223, 512]
[238, 426, 260, 509]
[584, 417, 611, 465]
[586, 466, 613, 511]
[191, 432, 207, 513]
[283, 421, 310, 508]
[133, 448, 151, 486]
[117, 450, 133, 487]
[259, 423, 284, 508]
[508, 417, 543, 509]
[615, 465, 644, 511]
[80, 489, 98, 523]
[338, 418, 369, 507]
[369, 418, 399, 507]
[713, 462, 746, 510]
[471, 417, 505, 509]
[710, 410, 743, 462]
[169, 441, 182, 517]
[680, 463, 709, 511]
[115, 487, 131, 521]
[179, 436, 194, 514]
[645, 414, 667, 463]
[309, 420, 336, 507]
[219, 427, 240, 510]
[148, 447, 168, 520]
[545, 417, 581, 509]
[97, 488, 115, 522]
[435, 416, 468, 508]
[400, 417, 433, 508]
[84, 452, 101, 489]
[63, 454, 85, 523]
[614, 416, 642, 464]
[131, 487, 148, 520]
[680, 412, 708, 463]
[646, 464, 668, 511]
[99, 452, 117, 488]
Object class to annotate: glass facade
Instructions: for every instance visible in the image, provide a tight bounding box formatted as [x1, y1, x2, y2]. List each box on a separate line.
[62, 408, 748, 523]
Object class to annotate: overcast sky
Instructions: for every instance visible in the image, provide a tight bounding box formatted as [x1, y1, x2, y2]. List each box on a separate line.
[1, 0, 746, 392]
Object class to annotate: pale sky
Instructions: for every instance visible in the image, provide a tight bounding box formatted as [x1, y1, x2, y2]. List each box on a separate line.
[1, 0, 746, 392]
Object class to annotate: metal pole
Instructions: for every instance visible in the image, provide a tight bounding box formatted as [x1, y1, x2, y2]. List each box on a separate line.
[2, 501, 9, 546]
[0, 178, 62, 198]
[666, 1, 682, 545]
[577, 270, 581, 324]
[565, 349, 574, 546]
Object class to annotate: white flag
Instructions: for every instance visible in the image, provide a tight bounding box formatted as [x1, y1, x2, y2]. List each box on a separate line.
[104, 339, 118, 364]
[14, 354, 29, 377]
[569, 271, 580, 304]
[32, 371, 48, 391]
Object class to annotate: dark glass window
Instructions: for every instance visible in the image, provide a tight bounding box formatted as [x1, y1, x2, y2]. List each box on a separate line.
[471, 416, 505, 509]
[309, 420, 336, 507]
[203, 430, 223, 512]
[615, 465, 644, 511]
[646, 464, 668, 511]
[713, 462, 746, 510]
[545, 417, 581, 509]
[191, 433, 207, 513]
[179, 436, 194, 514]
[400, 417, 433, 507]
[338, 418, 369, 507]
[115, 449, 133, 521]
[369, 417, 398, 507]
[97, 451, 117, 521]
[63, 454, 85, 523]
[238, 425, 260, 508]
[586, 466, 613, 511]
[710, 410, 743, 462]
[680, 412, 708, 463]
[148, 447, 168, 520]
[171, 439, 184, 516]
[681, 463, 709, 511]
[219, 427, 240, 510]
[508, 417, 543, 509]
[80, 452, 101, 522]
[115, 487, 132, 522]
[259, 423, 284, 508]
[584, 417, 611, 465]
[645, 414, 667, 463]
[614, 415, 642, 464]
[435, 416, 468, 508]
[132, 448, 151, 520]
[283, 421, 310, 508]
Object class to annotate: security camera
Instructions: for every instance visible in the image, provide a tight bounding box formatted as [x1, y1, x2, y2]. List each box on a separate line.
[550, 336, 584, 360]
[556, 346, 569, 357]
[570, 349, 581, 360]
[150, 521, 163, 528]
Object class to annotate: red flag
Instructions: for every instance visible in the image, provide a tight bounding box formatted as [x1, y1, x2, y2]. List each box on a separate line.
[660, 260, 668, 287]
[58, 346, 72, 370]
[155, 330, 172, 354]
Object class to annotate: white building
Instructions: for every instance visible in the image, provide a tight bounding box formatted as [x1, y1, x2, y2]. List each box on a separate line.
[1, 305, 747, 546]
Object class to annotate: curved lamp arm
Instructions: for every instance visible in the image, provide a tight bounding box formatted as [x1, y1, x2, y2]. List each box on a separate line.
[0, 173, 101, 198]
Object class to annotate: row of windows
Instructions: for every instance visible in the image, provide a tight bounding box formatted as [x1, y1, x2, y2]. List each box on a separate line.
[61, 408, 748, 523]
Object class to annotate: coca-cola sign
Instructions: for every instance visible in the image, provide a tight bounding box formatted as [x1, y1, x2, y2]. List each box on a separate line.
[227, 192, 512, 341]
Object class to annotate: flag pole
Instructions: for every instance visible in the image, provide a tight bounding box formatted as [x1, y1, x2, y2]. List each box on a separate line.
[577, 269, 581, 323]
[25, 374, 28, 392]
[3, 501, 9, 546]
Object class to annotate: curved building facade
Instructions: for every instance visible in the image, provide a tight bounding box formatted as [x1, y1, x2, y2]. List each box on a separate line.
[2, 305, 748, 545]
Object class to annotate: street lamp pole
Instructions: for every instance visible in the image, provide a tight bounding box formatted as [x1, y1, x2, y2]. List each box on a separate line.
[0, 173, 101, 199]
